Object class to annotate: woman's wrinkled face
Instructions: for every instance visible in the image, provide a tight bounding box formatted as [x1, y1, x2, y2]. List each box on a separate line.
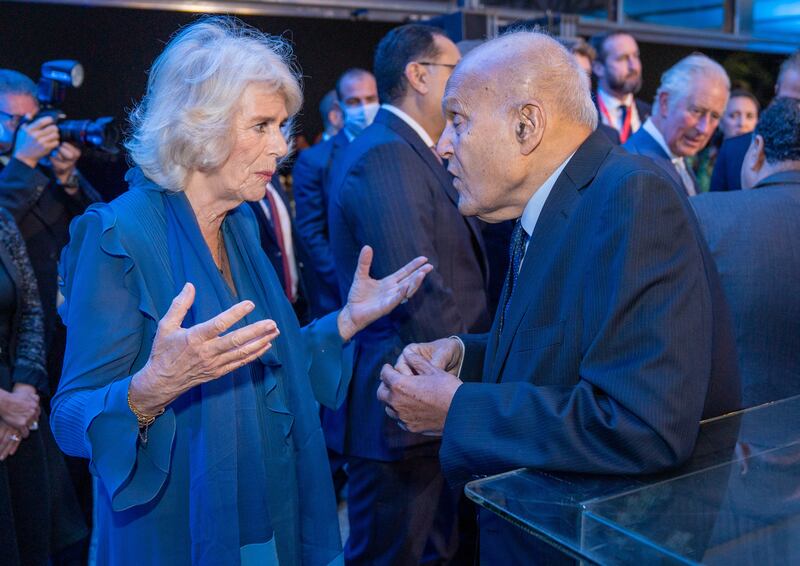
[209, 82, 289, 204]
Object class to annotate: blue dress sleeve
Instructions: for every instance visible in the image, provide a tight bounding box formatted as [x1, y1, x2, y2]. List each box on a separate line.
[51, 205, 176, 512]
[301, 310, 354, 410]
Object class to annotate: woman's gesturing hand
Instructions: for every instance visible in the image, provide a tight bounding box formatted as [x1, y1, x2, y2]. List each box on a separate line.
[338, 246, 433, 342]
[129, 283, 280, 415]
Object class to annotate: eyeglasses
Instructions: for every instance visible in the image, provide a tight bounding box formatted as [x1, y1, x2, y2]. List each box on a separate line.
[417, 62, 457, 70]
[0, 109, 23, 129]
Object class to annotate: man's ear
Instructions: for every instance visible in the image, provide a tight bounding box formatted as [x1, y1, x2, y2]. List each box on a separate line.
[657, 91, 670, 118]
[741, 134, 766, 190]
[749, 134, 766, 172]
[404, 62, 429, 96]
[591, 59, 604, 80]
[329, 103, 344, 129]
[516, 103, 545, 155]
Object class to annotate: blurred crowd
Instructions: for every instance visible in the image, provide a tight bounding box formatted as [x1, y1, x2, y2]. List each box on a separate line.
[0, 19, 799, 566]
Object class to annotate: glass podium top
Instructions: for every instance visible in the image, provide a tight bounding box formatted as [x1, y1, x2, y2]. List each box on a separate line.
[465, 395, 800, 565]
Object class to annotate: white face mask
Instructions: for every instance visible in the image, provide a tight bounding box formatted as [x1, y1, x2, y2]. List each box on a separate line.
[343, 102, 380, 137]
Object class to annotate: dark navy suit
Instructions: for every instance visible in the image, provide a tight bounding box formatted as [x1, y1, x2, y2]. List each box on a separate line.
[624, 125, 698, 195]
[246, 177, 315, 325]
[329, 108, 491, 564]
[709, 132, 751, 192]
[292, 130, 351, 317]
[439, 131, 741, 563]
[692, 171, 800, 406]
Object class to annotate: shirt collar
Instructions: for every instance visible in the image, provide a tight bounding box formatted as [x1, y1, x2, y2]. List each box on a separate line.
[0, 155, 9, 166]
[642, 118, 682, 164]
[597, 87, 634, 112]
[381, 104, 436, 148]
[520, 152, 575, 238]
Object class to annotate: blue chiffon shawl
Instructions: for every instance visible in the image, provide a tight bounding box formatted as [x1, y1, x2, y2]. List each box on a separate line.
[52, 168, 351, 565]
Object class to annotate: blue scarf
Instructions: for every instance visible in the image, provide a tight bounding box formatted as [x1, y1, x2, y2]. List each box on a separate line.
[162, 189, 339, 564]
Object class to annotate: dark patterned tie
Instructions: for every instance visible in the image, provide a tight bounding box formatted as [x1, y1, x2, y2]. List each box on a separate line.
[498, 219, 529, 334]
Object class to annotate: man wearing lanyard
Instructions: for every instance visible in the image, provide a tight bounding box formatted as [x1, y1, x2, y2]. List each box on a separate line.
[590, 32, 650, 144]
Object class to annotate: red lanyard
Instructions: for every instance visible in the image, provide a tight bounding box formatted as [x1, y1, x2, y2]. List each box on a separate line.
[598, 95, 633, 143]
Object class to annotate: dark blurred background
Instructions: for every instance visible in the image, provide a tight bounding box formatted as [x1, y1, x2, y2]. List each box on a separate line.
[0, 1, 788, 199]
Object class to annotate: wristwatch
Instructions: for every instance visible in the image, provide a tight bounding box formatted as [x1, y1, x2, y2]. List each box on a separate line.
[58, 173, 80, 191]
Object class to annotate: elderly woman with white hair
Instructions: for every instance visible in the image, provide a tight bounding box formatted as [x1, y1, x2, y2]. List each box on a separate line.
[51, 17, 431, 566]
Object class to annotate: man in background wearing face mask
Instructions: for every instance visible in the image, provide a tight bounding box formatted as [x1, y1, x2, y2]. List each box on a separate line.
[328, 25, 490, 564]
[293, 68, 378, 319]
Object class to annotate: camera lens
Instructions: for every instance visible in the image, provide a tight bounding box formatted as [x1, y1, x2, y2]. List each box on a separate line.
[58, 117, 119, 154]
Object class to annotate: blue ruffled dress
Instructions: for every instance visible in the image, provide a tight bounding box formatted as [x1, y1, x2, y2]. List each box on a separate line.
[51, 169, 352, 565]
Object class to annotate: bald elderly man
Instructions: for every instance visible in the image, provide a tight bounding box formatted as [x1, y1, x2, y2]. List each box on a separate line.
[377, 31, 741, 563]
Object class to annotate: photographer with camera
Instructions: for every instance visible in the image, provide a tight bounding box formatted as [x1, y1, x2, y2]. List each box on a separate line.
[0, 68, 96, 564]
[0, 69, 101, 385]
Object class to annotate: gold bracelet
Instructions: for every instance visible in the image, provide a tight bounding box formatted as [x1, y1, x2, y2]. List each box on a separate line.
[127, 387, 165, 443]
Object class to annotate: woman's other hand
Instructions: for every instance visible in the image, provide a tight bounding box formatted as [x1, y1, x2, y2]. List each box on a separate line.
[0, 421, 23, 461]
[0, 387, 39, 435]
[128, 283, 280, 416]
[338, 246, 433, 342]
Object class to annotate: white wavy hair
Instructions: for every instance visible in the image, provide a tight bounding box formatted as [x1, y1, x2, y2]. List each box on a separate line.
[654, 53, 730, 111]
[125, 16, 303, 191]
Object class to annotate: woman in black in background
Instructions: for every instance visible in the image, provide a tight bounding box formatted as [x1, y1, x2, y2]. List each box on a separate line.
[0, 207, 86, 565]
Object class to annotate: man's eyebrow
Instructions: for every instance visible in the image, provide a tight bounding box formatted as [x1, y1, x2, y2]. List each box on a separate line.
[443, 96, 464, 113]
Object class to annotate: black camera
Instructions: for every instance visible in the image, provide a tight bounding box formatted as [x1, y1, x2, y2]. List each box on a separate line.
[34, 60, 118, 154]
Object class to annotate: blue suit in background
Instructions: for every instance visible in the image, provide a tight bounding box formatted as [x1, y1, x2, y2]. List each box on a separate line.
[439, 131, 741, 564]
[709, 132, 751, 192]
[292, 130, 351, 317]
[692, 171, 800, 406]
[329, 108, 491, 564]
[624, 125, 698, 195]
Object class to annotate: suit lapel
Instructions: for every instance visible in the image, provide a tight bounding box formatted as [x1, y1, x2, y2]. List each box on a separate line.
[378, 110, 454, 197]
[379, 109, 489, 276]
[486, 131, 613, 382]
[488, 177, 582, 381]
[635, 129, 684, 189]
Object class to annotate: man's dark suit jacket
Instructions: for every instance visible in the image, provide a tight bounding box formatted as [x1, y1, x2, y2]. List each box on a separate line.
[292, 130, 350, 317]
[710, 132, 751, 192]
[0, 157, 100, 391]
[593, 95, 651, 145]
[438, 131, 741, 563]
[624, 126, 698, 195]
[692, 171, 800, 406]
[246, 176, 316, 325]
[328, 109, 491, 461]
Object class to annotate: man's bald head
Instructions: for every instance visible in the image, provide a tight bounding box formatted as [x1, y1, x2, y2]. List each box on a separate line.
[449, 31, 598, 130]
[437, 31, 597, 223]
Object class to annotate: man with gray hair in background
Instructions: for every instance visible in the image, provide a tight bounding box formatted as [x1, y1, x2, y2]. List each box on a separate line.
[624, 53, 730, 196]
[375, 31, 740, 563]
